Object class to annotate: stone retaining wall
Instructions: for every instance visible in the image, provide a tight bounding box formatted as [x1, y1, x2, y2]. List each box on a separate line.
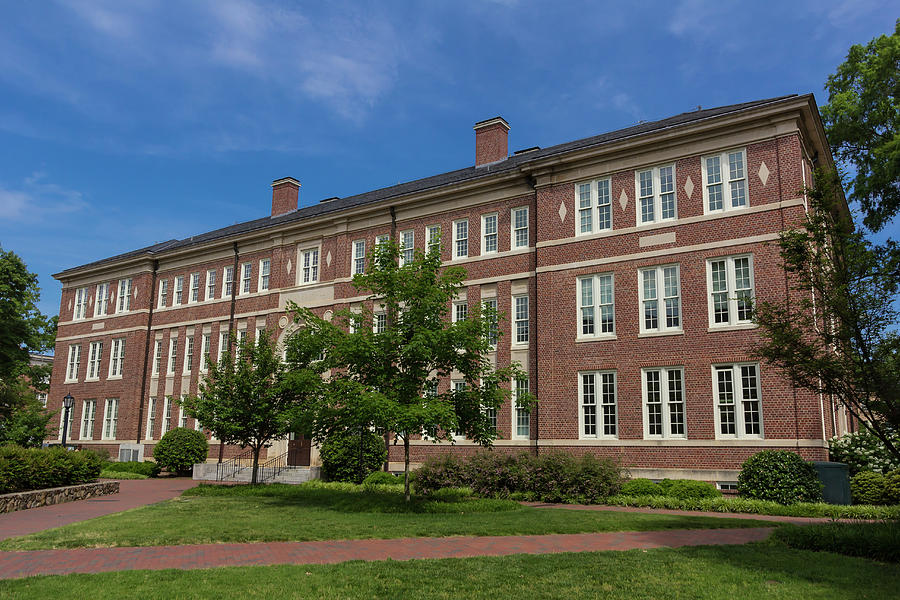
[0, 481, 120, 513]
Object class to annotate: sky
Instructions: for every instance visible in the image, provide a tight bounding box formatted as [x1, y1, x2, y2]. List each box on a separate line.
[0, 0, 895, 321]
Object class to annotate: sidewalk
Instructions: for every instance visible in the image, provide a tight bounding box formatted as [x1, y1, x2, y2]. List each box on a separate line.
[0, 527, 774, 579]
[0, 478, 198, 541]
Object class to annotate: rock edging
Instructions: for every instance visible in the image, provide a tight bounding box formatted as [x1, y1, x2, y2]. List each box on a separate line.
[0, 481, 120, 513]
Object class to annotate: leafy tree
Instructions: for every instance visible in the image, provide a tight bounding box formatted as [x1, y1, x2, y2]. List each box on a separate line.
[753, 168, 900, 464]
[821, 20, 900, 232]
[0, 378, 51, 447]
[182, 331, 309, 484]
[286, 240, 534, 500]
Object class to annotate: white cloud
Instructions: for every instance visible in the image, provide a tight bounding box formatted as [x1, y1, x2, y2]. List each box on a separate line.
[0, 173, 87, 222]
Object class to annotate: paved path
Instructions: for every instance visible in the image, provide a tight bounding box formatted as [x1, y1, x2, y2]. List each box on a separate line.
[0, 527, 774, 579]
[0, 478, 198, 541]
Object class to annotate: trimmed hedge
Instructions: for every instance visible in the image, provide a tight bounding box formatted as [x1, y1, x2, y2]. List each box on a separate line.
[152, 428, 209, 475]
[620, 478, 720, 499]
[320, 430, 387, 484]
[99, 470, 148, 480]
[0, 445, 103, 493]
[738, 450, 823, 504]
[885, 471, 900, 505]
[851, 471, 886, 505]
[102, 461, 161, 478]
[775, 521, 900, 563]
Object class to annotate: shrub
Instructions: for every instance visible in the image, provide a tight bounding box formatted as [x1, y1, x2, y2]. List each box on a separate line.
[320, 429, 387, 484]
[152, 428, 209, 475]
[851, 471, 886, 505]
[829, 427, 900, 474]
[102, 461, 161, 478]
[621, 478, 662, 496]
[99, 470, 148, 480]
[0, 445, 103, 493]
[410, 454, 468, 495]
[884, 470, 900, 505]
[363, 471, 403, 485]
[774, 521, 900, 563]
[738, 450, 823, 504]
[663, 479, 721, 500]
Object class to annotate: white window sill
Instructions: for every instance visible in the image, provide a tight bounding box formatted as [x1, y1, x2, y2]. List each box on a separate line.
[64, 379, 78, 384]
[510, 343, 529, 351]
[708, 323, 756, 332]
[579, 436, 619, 441]
[575, 335, 617, 343]
[703, 205, 749, 217]
[715, 435, 764, 441]
[107, 375, 123, 381]
[637, 218, 677, 228]
[637, 330, 684, 338]
[85, 377, 100, 383]
[644, 436, 688, 441]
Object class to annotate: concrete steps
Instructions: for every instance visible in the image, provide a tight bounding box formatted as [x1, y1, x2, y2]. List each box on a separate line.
[192, 463, 321, 484]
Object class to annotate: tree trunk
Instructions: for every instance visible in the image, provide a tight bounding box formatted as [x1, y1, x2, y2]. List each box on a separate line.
[404, 436, 410, 502]
[251, 446, 261, 485]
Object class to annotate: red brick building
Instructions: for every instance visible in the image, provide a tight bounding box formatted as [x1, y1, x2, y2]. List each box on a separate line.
[46, 94, 848, 483]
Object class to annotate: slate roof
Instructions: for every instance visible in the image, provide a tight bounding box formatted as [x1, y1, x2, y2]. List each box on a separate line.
[57, 94, 802, 278]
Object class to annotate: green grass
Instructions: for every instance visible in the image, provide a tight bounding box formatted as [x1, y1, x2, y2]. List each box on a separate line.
[0, 482, 773, 550]
[774, 521, 900, 562]
[2, 544, 897, 599]
[607, 494, 900, 519]
[98, 470, 148, 480]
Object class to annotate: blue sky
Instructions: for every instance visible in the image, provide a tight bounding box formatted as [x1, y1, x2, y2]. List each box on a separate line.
[0, 0, 894, 320]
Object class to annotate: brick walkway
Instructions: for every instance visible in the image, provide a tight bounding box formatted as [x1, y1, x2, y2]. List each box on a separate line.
[0, 527, 774, 579]
[0, 478, 198, 541]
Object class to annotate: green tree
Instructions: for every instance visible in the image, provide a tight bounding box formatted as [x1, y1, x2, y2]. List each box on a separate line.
[182, 331, 304, 484]
[821, 20, 900, 232]
[753, 168, 900, 463]
[0, 379, 51, 447]
[286, 240, 534, 500]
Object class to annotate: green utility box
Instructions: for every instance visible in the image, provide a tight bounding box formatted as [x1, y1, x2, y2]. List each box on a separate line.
[812, 461, 851, 505]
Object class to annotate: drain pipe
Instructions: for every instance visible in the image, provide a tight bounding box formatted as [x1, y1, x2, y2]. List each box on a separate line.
[218, 242, 240, 464]
[135, 260, 159, 443]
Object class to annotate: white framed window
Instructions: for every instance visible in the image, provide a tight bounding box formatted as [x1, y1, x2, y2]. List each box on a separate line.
[74, 287, 88, 320]
[642, 367, 686, 439]
[482, 298, 498, 347]
[66, 344, 82, 382]
[453, 219, 468, 259]
[707, 255, 755, 327]
[713, 363, 763, 439]
[146, 397, 157, 440]
[117, 278, 132, 312]
[374, 312, 387, 334]
[259, 259, 271, 291]
[168, 338, 178, 375]
[451, 380, 467, 440]
[174, 275, 184, 305]
[255, 326, 266, 345]
[576, 178, 612, 235]
[481, 213, 498, 254]
[237, 329, 247, 356]
[241, 263, 252, 294]
[375, 234, 389, 248]
[190, 272, 200, 302]
[426, 225, 441, 256]
[513, 377, 530, 440]
[184, 335, 194, 374]
[639, 265, 681, 334]
[301, 248, 319, 284]
[580, 371, 617, 439]
[80, 399, 96, 440]
[58, 405, 73, 441]
[222, 266, 234, 298]
[108, 338, 125, 378]
[484, 403, 497, 433]
[453, 301, 468, 323]
[352, 240, 366, 275]
[103, 398, 119, 440]
[400, 230, 415, 266]
[158, 279, 169, 308]
[513, 295, 529, 345]
[179, 402, 188, 428]
[86, 341, 103, 380]
[218, 329, 230, 364]
[95, 283, 109, 317]
[511, 206, 529, 248]
[703, 148, 747, 213]
[200, 333, 211, 372]
[152, 339, 162, 375]
[578, 274, 614, 338]
[636, 164, 677, 225]
[206, 269, 216, 300]
[37, 392, 47, 408]
[162, 397, 172, 435]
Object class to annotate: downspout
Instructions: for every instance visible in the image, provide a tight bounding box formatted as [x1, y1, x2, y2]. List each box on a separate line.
[386, 206, 397, 471]
[529, 175, 539, 456]
[135, 260, 159, 443]
[218, 242, 240, 464]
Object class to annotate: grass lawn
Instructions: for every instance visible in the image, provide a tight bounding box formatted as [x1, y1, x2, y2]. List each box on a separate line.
[0, 482, 773, 550]
[2, 543, 897, 599]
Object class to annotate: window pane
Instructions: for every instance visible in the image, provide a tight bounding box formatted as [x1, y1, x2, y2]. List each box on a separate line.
[601, 372, 617, 436]
[582, 373, 596, 436]
[667, 369, 684, 435]
[646, 370, 662, 436]
[741, 365, 761, 434]
[659, 166, 675, 219]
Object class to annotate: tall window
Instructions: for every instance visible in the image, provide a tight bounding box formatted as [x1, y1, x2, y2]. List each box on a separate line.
[636, 164, 677, 224]
[374, 312, 387, 334]
[117, 278, 132, 312]
[58, 407, 73, 441]
[259, 259, 271, 291]
[481, 214, 498, 254]
[352, 240, 366, 275]
[190, 272, 200, 302]
[513, 295, 529, 344]
[153, 339, 162, 375]
[704, 149, 747, 213]
[95, 283, 109, 316]
[74, 287, 88, 320]
[512, 207, 529, 248]
[714, 363, 762, 438]
[162, 397, 172, 435]
[643, 367, 686, 439]
[223, 266, 234, 298]
[580, 371, 617, 438]
[639, 265, 681, 333]
[179, 402, 188, 428]
[174, 275, 184, 305]
[301, 248, 319, 283]
[103, 398, 119, 440]
[80, 400, 96, 440]
[513, 377, 530, 439]
[400, 230, 414, 266]
[482, 298, 498, 347]
[707, 255, 754, 327]
[576, 178, 612, 235]
[206, 269, 216, 300]
[109, 338, 125, 378]
[427, 225, 441, 256]
[578, 274, 614, 337]
[168, 338, 178, 375]
[453, 301, 468, 323]
[158, 279, 169, 308]
[241, 263, 252, 294]
[146, 397, 157, 440]
[66, 344, 82, 382]
[200, 333, 211, 372]
[184, 336, 194, 373]
[86, 341, 103, 380]
[453, 219, 468, 259]
[218, 330, 230, 363]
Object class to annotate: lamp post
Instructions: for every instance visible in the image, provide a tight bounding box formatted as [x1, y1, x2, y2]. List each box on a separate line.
[61, 393, 75, 447]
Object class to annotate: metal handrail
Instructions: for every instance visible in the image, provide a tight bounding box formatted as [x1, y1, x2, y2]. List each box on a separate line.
[216, 448, 255, 481]
[256, 451, 289, 483]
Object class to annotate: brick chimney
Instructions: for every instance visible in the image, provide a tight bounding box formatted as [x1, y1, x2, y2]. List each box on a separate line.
[271, 177, 300, 217]
[474, 117, 509, 167]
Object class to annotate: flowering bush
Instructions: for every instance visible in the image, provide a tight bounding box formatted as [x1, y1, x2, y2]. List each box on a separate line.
[829, 428, 900, 474]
